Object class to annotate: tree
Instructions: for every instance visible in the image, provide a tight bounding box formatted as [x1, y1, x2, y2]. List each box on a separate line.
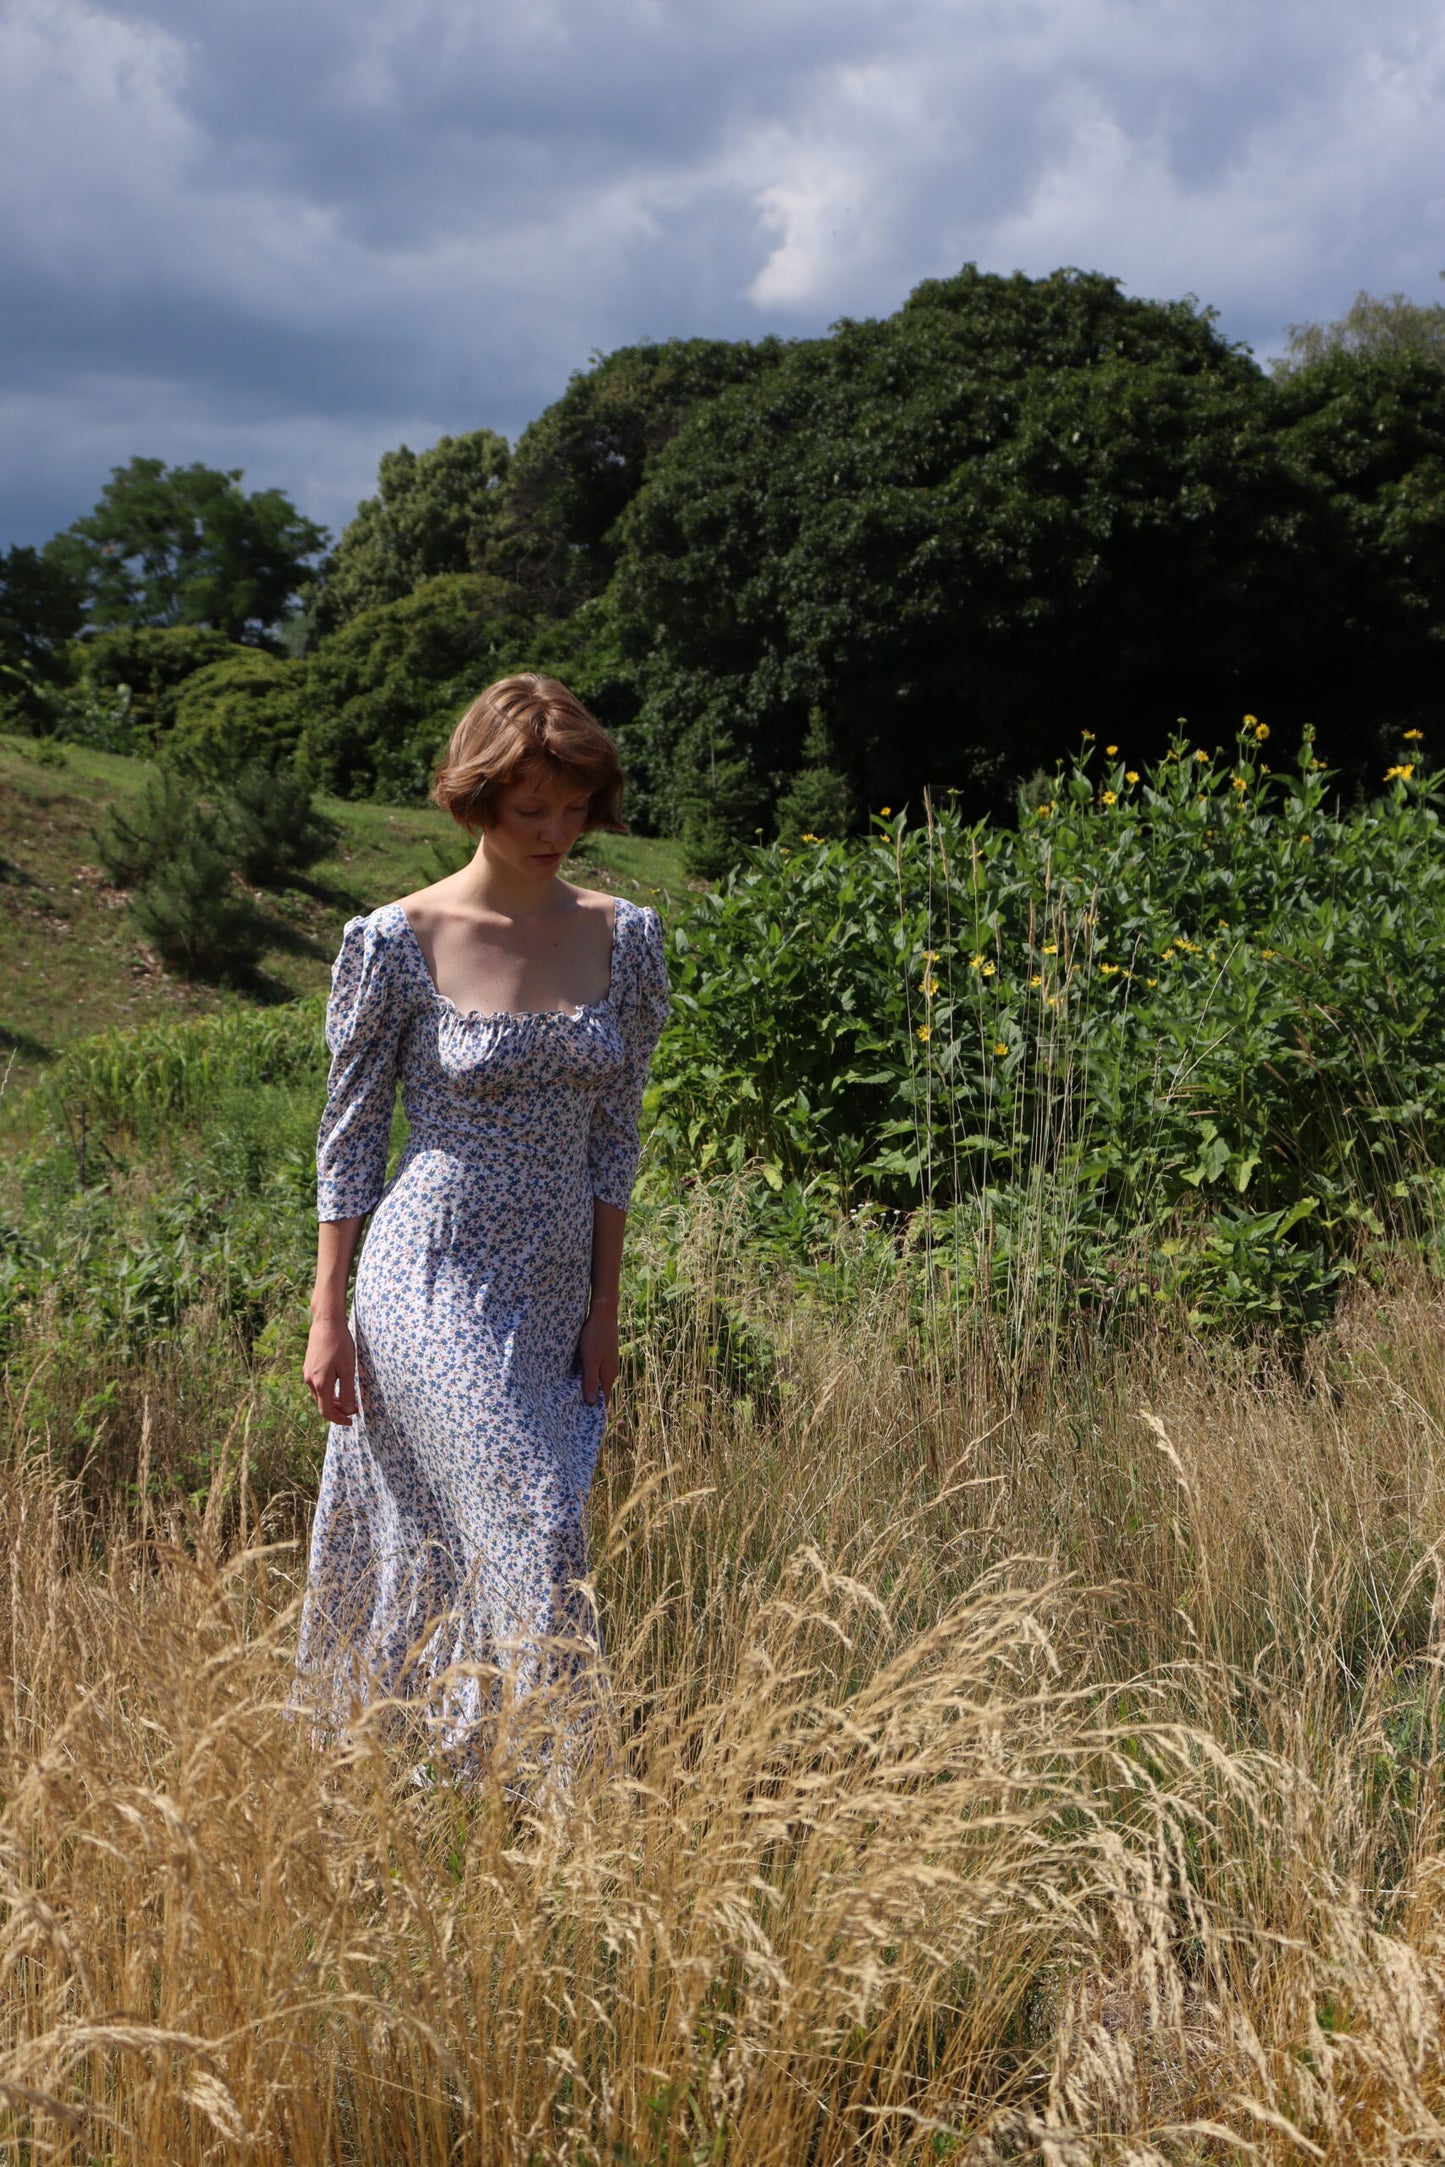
[611, 265, 1319, 842]
[605, 263, 1445, 850]
[310, 429, 510, 638]
[295, 574, 542, 801]
[0, 544, 86, 724]
[1274, 278, 1445, 376]
[501, 337, 789, 614]
[48, 458, 327, 643]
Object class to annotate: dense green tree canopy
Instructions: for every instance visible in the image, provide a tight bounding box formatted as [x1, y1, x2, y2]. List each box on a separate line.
[310, 429, 510, 639]
[608, 265, 1445, 841]
[295, 574, 543, 801]
[501, 337, 788, 613]
[0, 544, 86, 720]
[48, 458, 327, 643]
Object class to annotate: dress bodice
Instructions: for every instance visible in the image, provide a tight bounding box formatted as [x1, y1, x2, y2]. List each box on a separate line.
[316, 896, 670, 1220]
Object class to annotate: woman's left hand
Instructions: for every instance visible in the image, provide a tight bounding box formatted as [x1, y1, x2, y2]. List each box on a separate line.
[579, 1303, 619, 1408]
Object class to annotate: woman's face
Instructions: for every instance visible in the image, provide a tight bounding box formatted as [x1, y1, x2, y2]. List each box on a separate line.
[482, 765, 593, 880]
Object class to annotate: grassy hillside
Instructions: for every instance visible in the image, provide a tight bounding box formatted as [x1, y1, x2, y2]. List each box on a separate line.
[0, 734, 691, 1086]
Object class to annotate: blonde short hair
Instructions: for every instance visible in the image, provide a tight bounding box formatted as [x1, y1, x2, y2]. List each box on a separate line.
[430, 674, 626, 835]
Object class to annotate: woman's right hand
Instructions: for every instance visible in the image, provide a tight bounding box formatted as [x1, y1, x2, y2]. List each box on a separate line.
[304, 1315, 359, 1426]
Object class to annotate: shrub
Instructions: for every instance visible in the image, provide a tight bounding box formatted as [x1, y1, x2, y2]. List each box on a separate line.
[295, 574, 538, 801]
[655, 723, 1445, 1329]
[79, 624, 235, 738]
[168, 651, 306, 780]
[128, 829, 264, 981]
[96, 770, 262, 980]
[220, 763, 338, 886]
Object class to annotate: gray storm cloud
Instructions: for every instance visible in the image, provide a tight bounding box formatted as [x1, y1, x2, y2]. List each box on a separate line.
[2, 0, 1442, 546]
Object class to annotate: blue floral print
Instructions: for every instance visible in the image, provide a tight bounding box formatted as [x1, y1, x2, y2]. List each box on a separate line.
[296, 896, 669, 1766]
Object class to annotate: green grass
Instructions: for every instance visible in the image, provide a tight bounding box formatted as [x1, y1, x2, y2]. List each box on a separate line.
[0, 734, 693, 1088]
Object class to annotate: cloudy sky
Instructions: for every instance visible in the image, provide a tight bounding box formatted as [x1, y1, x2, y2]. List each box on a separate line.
[3, 0, 1443, 552]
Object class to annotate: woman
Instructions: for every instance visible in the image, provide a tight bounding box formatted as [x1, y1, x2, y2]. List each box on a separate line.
[297, 674, 669, 1779]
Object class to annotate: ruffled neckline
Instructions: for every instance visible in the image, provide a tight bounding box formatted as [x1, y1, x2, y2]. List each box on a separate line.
[385, 899, 623, 1026]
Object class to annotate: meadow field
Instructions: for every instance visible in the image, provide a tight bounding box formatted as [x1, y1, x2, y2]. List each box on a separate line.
[3, 728, 1445, 2162]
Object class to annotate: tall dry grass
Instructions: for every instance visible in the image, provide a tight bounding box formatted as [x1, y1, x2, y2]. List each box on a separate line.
[4, 1216, 1445, 2161]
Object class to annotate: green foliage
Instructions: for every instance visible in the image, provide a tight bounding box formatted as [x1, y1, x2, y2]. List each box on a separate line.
[296, 572, 559, 802]
[773, 712, 852, 840]
[0, 544, 85, 725]
[47, 457, 327, 642]
[42, 1003, 325, 1137]
[167, 650, 306, 779]
[78, 623, 236, 738]
[311, 429, 510, 638]
[96, 769, 263, 980]
[220, 763, 339, 886]
[1275, 277, 1445, 375]
[610, 264, 1445, 842]
[503, 337, 788, 615]
[654, 723, 1445, 1329]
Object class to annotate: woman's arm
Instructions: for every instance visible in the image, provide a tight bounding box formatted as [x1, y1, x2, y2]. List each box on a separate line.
[303, 1216, 366, 1424]
[578, 1199, 627, 1407]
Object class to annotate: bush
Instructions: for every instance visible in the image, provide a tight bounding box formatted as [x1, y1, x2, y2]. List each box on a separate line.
[79, 624, 235, 738]
[220, 763, 338, 886]
[655, 723, 1445, 1329]
[295, 574, 539, 800]
[96, 770, 263, 980]
[168, 651, 306, 780]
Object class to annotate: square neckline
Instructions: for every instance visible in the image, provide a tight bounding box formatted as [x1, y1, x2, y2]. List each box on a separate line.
[388, 896, 621, 1023]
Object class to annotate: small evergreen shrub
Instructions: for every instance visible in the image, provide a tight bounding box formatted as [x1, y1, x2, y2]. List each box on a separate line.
[96, 771, 263, 980]
[220, 763, 338, 887]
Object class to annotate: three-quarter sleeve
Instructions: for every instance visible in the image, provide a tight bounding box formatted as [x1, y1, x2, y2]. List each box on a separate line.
[588, 904, 671, 1210]
[316, 912, 411, 1221]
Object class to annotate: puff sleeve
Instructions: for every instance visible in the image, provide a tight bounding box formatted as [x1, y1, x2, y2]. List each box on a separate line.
[316, 912, 413, 1221]
[588, 904, 671, 1210]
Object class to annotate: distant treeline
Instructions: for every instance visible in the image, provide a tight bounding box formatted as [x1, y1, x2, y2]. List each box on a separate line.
[4, 265, 1444, 871]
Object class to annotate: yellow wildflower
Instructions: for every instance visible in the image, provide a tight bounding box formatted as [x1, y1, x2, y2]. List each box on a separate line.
[1036, 802, 1052, 818]
[1260, 947, 1276, 959]
[920, 975, 939, 997]
[879, 806, 891, 816]
[800, 832, 819, 842]
[981, 962, 996, 978]
[1194, 750, 1210, 763]
[1042, 942, 1059, 955]
[1030, 973, 1042, 988]
[1217, 917, 1230, 927]
[1099, 962, 1120, 976]
[1101, 789, 1117, 806]
[1046, 994, 1059, 1008]
[1253, 722, 1269, 741]
[1125, 769, 1140, 784]
[1105, 743, 1118, 755]
[1082, 730, 1095, 740]
[923, 949, 940, 960]
[1385, 763, 1415, 782]
[917, 1024, 932, 1042]
[992, 1041, 1009, 1057]
[1404, 729, 1423, 741]
[1231, 777, 1247, 792]
[1146, 977, 1158, 988]
[968, 955, 985, 971]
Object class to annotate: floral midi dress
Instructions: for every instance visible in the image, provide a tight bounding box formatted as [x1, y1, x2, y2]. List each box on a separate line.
[296, 896, 670, 1764]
